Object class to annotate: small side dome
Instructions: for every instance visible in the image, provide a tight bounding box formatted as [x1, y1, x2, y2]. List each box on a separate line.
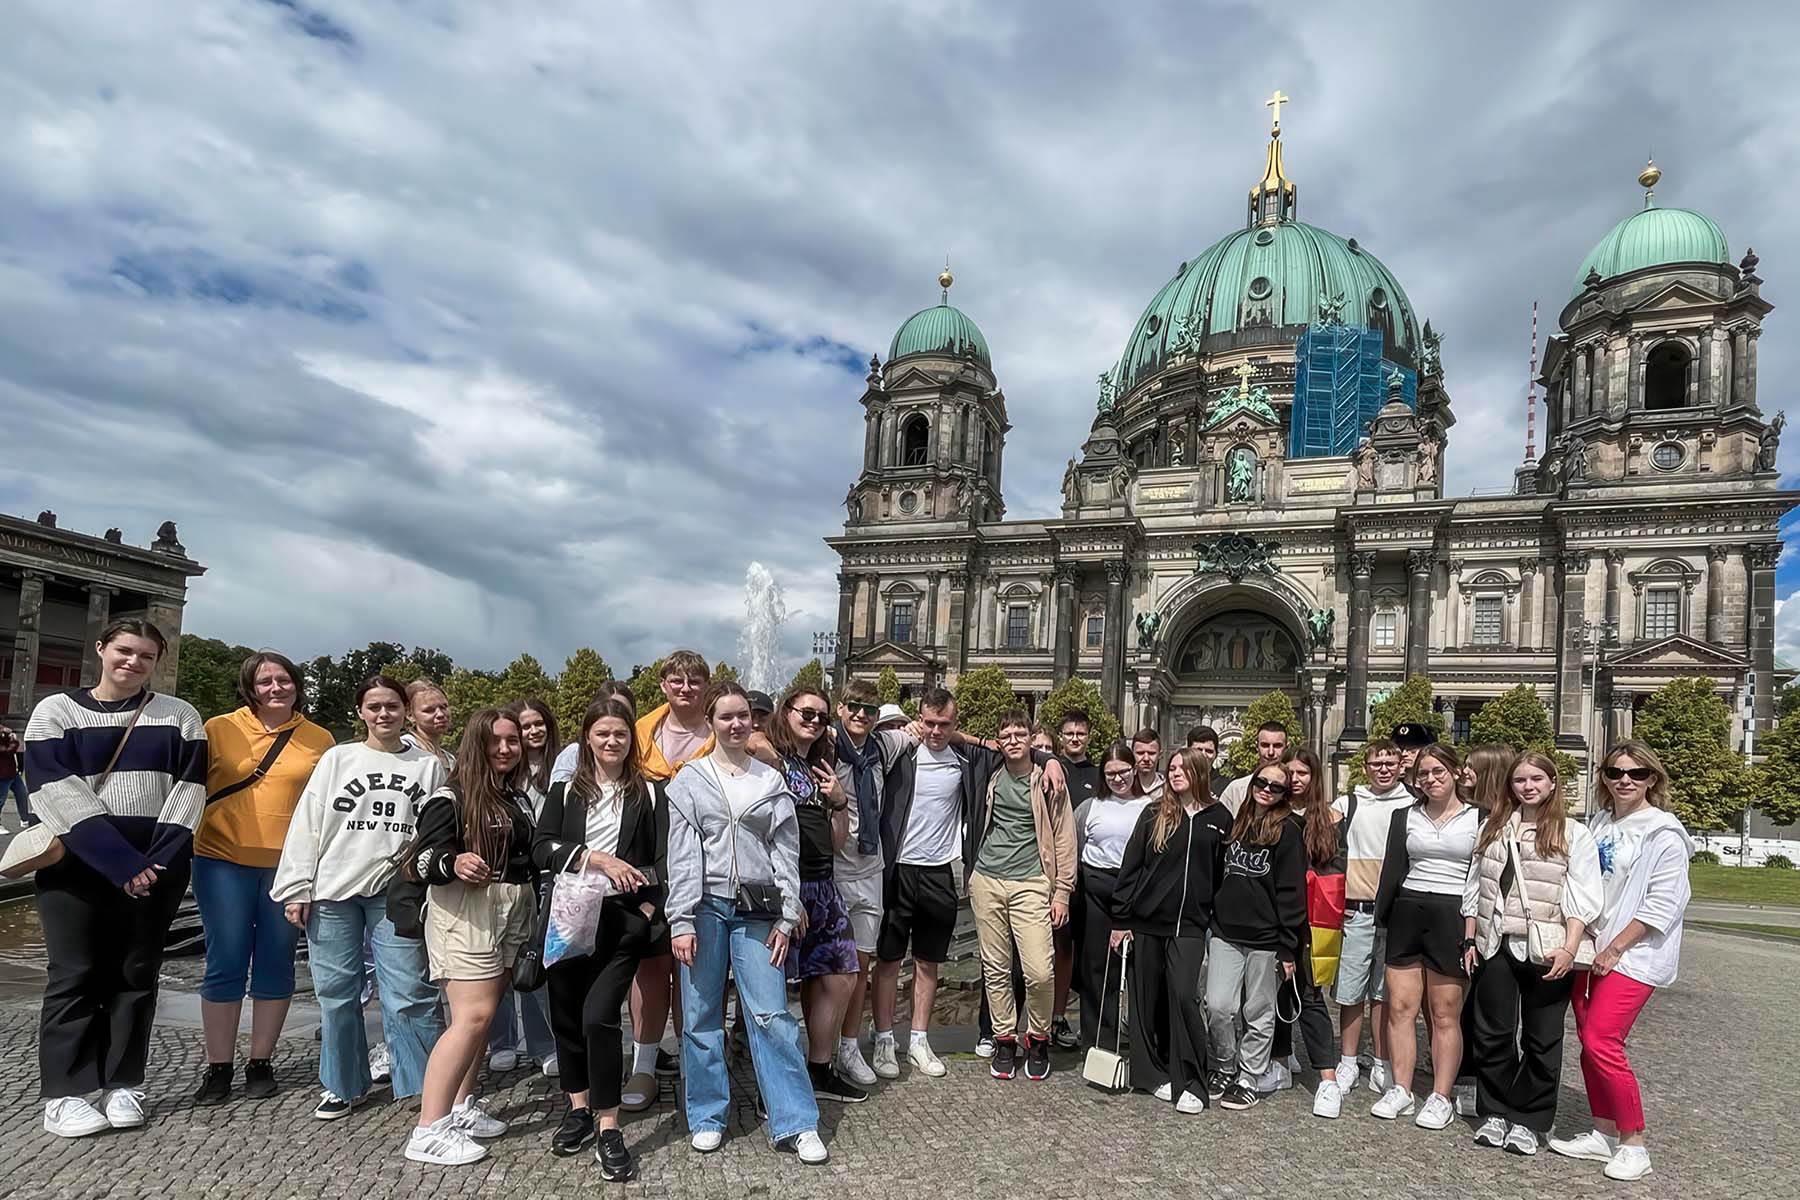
[1571, 168, 1729, 296]
[888, 301, 991, 369]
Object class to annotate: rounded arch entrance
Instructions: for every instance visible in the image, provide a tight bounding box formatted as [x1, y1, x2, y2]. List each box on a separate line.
[1142, 575, 1312, 749]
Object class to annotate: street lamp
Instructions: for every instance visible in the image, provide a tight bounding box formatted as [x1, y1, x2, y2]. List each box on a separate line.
[1574, 618, 1618, 812]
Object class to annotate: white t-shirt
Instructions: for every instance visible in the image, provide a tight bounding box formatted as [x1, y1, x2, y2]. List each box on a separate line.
[1080, 795, 1154, 870]
[582, 780, 627, 857]
[898, 744, 963, 867]
[1592, 806, 1661, 926]
[1400, 804, 1480, 894]
[551, 741, 580, 786]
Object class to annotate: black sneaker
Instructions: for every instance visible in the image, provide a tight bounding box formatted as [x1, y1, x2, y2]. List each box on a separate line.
[552, 1106, 595, 1157]
[1220, 1082, 1261, 1111]
[990, 1038, 1018, 1080]
[313, 1090, 358, 1120]
[1050, 1017, 1079, 1051]
[596, 1128, 636, 1182]
[243, 1058, 278, 1100]
[1025, 1036, 1051, 1081]
[193, 1062, 232, 1106]
[1206, 1070, 1233, 1102]
[655, 1047, 681, 1077]
[809, 1061, 870, 1104]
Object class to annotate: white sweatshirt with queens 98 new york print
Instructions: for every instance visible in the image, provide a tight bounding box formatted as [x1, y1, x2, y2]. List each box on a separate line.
[270, 742, 446, 905]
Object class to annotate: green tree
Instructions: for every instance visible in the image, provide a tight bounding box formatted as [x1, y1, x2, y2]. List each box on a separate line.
[952, 665, 1017, 740]
[442, 668, 502, 746]
[555, 647, 615, 737]
[1225, 690, 1304, 776]
[383, 658, 427, 686]
[1467, 684, 1579, 786]
[1346, 675, 1444, 787]
[496, 653, 558, 707]
[304, 641, 411, 741]
[876, 667, 902, 705]
[788, 658, 826, 695]
[1751, 716, 1800, 827]
[630, 660, 667, 713]
[712, 660, 740, 685]
[1037, 676, 1121, 751]
[1636, 678, 1747, 831]
[175, 634, 257, 721]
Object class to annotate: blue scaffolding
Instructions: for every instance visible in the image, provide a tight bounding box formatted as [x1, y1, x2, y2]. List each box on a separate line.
[1289, 325, 1415, 458]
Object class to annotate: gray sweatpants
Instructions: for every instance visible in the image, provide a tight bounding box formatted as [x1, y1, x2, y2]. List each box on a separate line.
[1205, 938, 1280, 1083]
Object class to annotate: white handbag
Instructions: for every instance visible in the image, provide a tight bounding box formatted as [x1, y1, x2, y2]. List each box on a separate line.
[1082, 937, 1131, 1092]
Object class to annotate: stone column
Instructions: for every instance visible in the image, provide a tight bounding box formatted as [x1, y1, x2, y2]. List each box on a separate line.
[1572, 348, 1589, 419]
[1604, 549, 1624, 646]
[1625, 335, 1644, 412]
[1705, 546, 1728, 644]
[1342, 551, 1377, 742]
[1100, 560, 1129, 714]
[145, 596, 185, 695]
[1518, 558, 1539, 652]
[1608, 691, 1635, 747]
[1446, 560, 1464, 649]
[1732, 329, 1749, 407]
[1540, 555, 1559, 658]
[946, 571, 970, 680]
[1595, 339, 1612, 412]
[924, 572, 941, 652]
[1405, 549, 1433, 679]
[1698, 327, 1715, 406]
[1555, 551, 1591, 745]
[1052, 564, 1078, 685]
[10, 571, 46, 718]
[1746, 543, 1780, 734]
[862, 575, 879, 648]
[79, 585, 117, 688]
[1747, 329, 1761, 411]
[833, 574, 856, 688]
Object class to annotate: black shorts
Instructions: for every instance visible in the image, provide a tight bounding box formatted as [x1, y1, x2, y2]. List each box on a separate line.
[1384, 889, 1465, 978]
[877, 863, 958, 965]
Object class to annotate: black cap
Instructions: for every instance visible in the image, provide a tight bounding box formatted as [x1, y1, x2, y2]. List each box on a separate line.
[1391, 721, 1435, 748]
[747, 690, 776, 714]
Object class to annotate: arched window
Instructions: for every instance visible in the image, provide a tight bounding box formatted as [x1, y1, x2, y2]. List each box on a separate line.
[1366, 287, 1394, 349]
[902, 414, 931, 466]
[1644, 342, 1690, 411]
[981, 425, 996, 479]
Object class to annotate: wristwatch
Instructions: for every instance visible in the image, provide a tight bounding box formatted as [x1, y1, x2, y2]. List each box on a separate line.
[1459, 937, 1477, 951]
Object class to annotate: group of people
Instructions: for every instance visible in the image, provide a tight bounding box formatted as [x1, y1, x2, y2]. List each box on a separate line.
[7, 620, 1693, 1185]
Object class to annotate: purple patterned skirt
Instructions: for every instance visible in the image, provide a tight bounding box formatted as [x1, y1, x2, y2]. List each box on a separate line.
[786, 880, 861, 982]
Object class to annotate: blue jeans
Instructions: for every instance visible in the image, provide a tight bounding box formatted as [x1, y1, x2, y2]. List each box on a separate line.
[308, 895, 443, 1100]
[4, 775, 30, 824]
[488, 985, 556, 1063]
[192, 856, 300, 1003]
[679, 895, 818, 1143]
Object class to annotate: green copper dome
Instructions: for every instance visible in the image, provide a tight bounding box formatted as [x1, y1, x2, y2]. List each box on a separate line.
[1115, 220, 1418, 396]
[889, 302, 991, 369]
[1571, 205, 1729, 296]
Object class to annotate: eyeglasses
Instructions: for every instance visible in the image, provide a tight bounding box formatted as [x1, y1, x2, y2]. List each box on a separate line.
[844, 702, 880, 718]
[1603, 766, 1655, 782]
[1367, 758, 1399, 770]
[1250, 777, 1285, 794]
[792, 708, 829, 725]
[1103, 769, 1134, 781]
[997, 730, 1029, 742]
[1415, 767, 1452, 781]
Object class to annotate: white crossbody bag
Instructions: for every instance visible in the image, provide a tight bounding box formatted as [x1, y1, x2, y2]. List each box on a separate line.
[1081, 938, 1131, 1091]
[1504, 824, 1596, 969]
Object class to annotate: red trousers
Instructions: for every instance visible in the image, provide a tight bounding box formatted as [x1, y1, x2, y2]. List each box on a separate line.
[1570, 969, 1655, 1134]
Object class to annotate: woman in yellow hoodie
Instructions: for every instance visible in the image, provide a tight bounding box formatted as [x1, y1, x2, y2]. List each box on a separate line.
[192, 652, 335, 1104]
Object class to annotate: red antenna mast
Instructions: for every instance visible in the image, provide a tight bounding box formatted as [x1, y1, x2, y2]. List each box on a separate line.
[1525, 300, 1539, 462]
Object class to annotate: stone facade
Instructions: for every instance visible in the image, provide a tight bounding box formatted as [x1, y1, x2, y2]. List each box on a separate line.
[0, 512, 205, 725]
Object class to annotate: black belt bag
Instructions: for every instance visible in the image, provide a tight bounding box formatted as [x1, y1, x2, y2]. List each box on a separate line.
[734, 881, 784, 920]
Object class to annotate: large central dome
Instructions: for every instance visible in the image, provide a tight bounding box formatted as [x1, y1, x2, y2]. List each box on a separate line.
[1115, 220, 1419, 397]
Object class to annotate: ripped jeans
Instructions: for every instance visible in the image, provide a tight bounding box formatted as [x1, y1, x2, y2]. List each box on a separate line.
[679, 895, 818, 1143]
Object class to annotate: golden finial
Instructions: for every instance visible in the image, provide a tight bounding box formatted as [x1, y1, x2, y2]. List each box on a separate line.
[1249, 90, 1296, 226]
[1265, 88, 1289, 134]
[938, 256, 954, 303]
[1638, 157, 1661, 208]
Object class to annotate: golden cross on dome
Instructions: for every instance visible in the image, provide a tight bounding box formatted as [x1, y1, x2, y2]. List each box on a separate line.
[1265, 89, 1289, 131]
[1233, 360, 1257, 391]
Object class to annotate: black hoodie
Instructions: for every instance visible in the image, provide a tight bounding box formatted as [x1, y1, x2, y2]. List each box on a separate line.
[1111, 803, 1222, 938]
[1211, 818, 1307, 963]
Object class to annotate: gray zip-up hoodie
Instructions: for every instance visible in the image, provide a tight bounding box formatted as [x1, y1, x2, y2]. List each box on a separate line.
[665, 756, 802, 937]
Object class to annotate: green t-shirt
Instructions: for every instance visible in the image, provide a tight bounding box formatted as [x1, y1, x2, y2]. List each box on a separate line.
[976, 767, 1043, 881]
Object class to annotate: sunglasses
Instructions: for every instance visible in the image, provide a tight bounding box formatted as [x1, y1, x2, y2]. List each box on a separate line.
[792, 708, 829, 725]
[1250, 777, 1286, 794]
[843, 702, 880, 718]
[1603, 766, 1655, 782]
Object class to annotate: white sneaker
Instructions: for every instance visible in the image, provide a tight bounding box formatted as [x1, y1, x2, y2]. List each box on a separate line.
[871, 1038, 900, 1080]
[1311, 1079, 1343, 1119]
[975, 1037, 996, 1059]
[368, 1042, 391, 1084]
[1474, 1116, 1508, 1147]
[1453, 1082, 1477, 1116]
[406, 1116, 487, 1165]
[539, 1055, 559, 1078]
[44, 1096, 110, 1138]
[102, 1088, 146, 1129]
[1153, 1081, 1173, 1101]
[451, 1096, 508, 1139]
[691, 1129, 724, 1153]
[907, 1038, 946, 1078]
[1336, 1059, 1361, 1094]
[1505, 1124, 1539, 1156]
[1549, 1129, 1620, 1163]
[1414, 1092, 1454, 1130]
[836, 1042, 878, 1087]
[1368, 1060, 1392, 1094]
[1605, 1145, 1653, 1181]
[487, 1049, 519, 1073]
[1254, 1061, 1293, 1093]
[1176, 1091, 1206, 1114]
[1371, 1085, 1415, 1120]
[1284, 1054, 1302, 1073]
[789, 1129, 828, 1164]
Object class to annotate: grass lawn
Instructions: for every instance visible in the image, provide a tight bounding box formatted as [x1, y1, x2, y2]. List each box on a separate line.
[1688, 862, 1800, 905]
[1688, 920, 1800, 942]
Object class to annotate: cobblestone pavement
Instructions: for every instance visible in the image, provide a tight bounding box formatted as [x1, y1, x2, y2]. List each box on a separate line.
[0, 928, 1791, 1200]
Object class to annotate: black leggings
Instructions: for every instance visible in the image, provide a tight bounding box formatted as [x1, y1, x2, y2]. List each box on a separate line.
[1129, 933, 1209, 1097]
[1077, 866, 1124, 1049]
[546, 902, 651, 1112]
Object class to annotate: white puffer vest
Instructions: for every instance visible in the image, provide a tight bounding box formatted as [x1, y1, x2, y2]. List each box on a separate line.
[1469, 816, 1572, 959]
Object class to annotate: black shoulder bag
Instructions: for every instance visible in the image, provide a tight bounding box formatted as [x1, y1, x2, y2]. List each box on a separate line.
[206, 727, 297, 805]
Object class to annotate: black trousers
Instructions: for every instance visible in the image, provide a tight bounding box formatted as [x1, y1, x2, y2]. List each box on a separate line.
[1272, 944, 1336, 1069]
[1470, 948, 1575, 1132]
[1128, 933, 1209, 1098]
[546, 902, 651, 1112]
[1077, 866, 1124, 1049]
[37, 852, 190, 1099]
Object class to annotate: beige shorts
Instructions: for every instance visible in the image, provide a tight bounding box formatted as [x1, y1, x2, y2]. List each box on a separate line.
[836, 872, 883, 955]
[425, 879, 533, 982]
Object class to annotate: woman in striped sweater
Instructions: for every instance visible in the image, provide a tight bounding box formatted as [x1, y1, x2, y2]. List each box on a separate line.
[24, 619, 207, 1138]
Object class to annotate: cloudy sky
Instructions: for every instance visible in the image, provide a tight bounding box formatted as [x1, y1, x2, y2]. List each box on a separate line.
[6, 0, 1800, 681]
